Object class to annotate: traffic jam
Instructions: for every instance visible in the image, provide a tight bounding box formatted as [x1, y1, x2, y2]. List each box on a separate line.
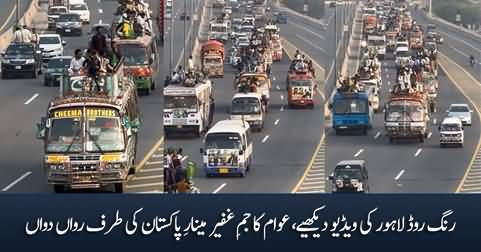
[327, 0, 474, 193]
[163, 0, 320, 193]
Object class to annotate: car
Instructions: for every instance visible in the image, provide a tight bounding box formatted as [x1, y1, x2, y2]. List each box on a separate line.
[1, 43, 42, 79]
[447, 104, 473, 126]
[68, 2, 90, 24]
[328, 1, 337, 7]
[180, 12, 190, 20]
[328, 160, 369, 193]
[275, 12, 287, 24]
[224, 6, 232, 15]
[166, 0, 172, 7]
[439, 117, 464, 148]
[43, 56, 71, 86]
[38, 34, 66, 65]
[47, 6, 68, 30]
[165, 8, 172, 19]
[56, 13, 83, 36]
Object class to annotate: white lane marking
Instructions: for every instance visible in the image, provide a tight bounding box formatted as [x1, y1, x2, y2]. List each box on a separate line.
[374, 131, 381, 139]
[24, 93, 39, 105]
[296, 34, 328, 54]
[274, 119, 280, 125]
[212, 183, 226, 193]
[433, 118, 437, 125]
[427, 132, 432, 139]
[99, 9, 103, 14]
[280, 95, 284, 100]
[394, 169, 405, 181]
[382, 108, 386, 113]
[276, 85, 280, 90]
[146, 160, 162, 165]
[125, 182, 162, 189]
[280, 106, 284, 112]
[138, 168, 163, 173]
[353, 148, 364, 157]
[273, 76, 277, 81]
[261, 135, 270, 143]
[439, 30, 481, 55]
[387, 74, 390, 79]
[2, 171, 32, 191]
[0, 4, 17, 32]
[290, 21, 326, 40]
[99, 19, 103, 24]
[387, 81, 391, 86]
[449, 45, 469, 58]
[414, 148, 423, 157]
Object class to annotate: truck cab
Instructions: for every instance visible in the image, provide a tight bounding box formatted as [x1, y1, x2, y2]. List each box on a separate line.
[209, 21, 229, 41]
[329, 160, 369, 193]
[201, 120, 253, 177]
[439, 117, 464, 148]
[330, 91, 372, 135]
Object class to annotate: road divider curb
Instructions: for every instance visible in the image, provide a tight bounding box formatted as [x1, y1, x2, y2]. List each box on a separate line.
[437, 53, 481, 193]
[291, 134, 326, 193]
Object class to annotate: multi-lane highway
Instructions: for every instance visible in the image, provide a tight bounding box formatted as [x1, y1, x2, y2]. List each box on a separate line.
[0, 0, 198, 193]
[164, 4, 324, 193]
[0, 0, 31, 34]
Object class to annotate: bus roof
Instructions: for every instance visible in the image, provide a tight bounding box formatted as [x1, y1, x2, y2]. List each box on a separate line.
[207, 120, 250, 134]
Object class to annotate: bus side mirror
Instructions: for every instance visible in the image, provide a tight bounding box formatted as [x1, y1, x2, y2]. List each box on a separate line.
[328, 174, 334, 181]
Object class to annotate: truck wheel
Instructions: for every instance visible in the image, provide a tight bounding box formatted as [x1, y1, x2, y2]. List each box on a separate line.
[145, 87, 150, 96]
[459, 143, 463, 148]
[53, 185, 65, 193]
[362, 128, 368, 135]
[114, 183, 124, 193]
[151, 80, 156, 90]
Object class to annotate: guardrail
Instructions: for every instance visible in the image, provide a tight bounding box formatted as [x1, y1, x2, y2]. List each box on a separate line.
[0, 0, 43, 50]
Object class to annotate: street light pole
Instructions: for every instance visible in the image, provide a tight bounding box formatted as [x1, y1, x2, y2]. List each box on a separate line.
[16, 0, 20, 26]
[334, 4, 338, 86]
[169, 2, 174, 72]
[184, 0, 187, 68]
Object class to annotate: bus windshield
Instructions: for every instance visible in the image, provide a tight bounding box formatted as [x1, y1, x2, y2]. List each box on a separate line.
[47, 117, 83, 153]
[386, 101, 424, 122]
[86, 116, 125, 152]
[231, 98, 261, 115]
[164, 96, 197, 110]
[117, 45, 149, 66]
[334, 98, 368, 114]
[205, 133, 242, 150]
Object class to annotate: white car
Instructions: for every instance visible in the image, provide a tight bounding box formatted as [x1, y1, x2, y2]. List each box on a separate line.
[439, 117, 464, 148]
[69, 2, 90, 24]
[166, 0, 173, 7]
[38, 34, 65, 64]
[447, 104, 473, 126]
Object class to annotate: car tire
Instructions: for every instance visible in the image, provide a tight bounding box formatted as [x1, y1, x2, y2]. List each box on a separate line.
[1, 72, 7, 79]
[114, 183, 124, 193]
[459, 143, 463, 148]
[419, 136, 424, 143]
[44, 79, 49, 86]
[32, 70, 38, 79]
[53, 185, 65, 193]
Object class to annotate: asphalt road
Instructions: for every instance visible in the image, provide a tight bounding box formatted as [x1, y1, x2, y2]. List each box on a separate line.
[164, 5, 324, 193]
[281, 3, 481, 193]
[0, 0, 195, 193]
[0, 0, 31, 34]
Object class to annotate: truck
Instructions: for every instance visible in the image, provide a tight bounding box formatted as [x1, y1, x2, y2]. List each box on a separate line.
[229, 92, 265, 131]
[163, 74, 214, 137]
[35, 58, 141, 193]
[329, 91, 373, 135]
[208, 20, 229, 41]
[409, 30, 423, 49]
[384, 91, 430, 143]
[112, 35, 158, 95]
[367, 34, 386, 60]
[201, 40, 224, 78]
[364, 15, 377, 35]
[287, 63, 315, 109]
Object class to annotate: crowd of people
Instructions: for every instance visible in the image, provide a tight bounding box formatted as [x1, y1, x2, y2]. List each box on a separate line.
[290, 49, 315, 77]
[164, 148, 198, 193]
[114, 0, 152, 39]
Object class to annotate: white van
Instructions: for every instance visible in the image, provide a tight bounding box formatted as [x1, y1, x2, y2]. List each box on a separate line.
[230, 92, 265, 131]
[439, 117, 464, 148]
[201, 120, 253, 177]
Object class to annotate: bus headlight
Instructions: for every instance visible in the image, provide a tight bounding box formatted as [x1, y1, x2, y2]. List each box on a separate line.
[100, 153, 126, 163]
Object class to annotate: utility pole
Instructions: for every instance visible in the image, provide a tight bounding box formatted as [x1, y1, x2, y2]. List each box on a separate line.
[183, 0, 187, 68]
[169, 1, 174, 72]
[334, 3, 338, 86]
[16, 0, 20, 26]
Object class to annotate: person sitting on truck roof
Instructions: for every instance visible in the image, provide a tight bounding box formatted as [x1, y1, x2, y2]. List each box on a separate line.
[69, 49, 86, 75]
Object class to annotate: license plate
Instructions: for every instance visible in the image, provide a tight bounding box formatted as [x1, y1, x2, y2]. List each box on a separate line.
[15, 66, 21, 69]
[219, 168, 228, 174]
[176, 125, 183, 128]
[65, 29, 71, 32]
